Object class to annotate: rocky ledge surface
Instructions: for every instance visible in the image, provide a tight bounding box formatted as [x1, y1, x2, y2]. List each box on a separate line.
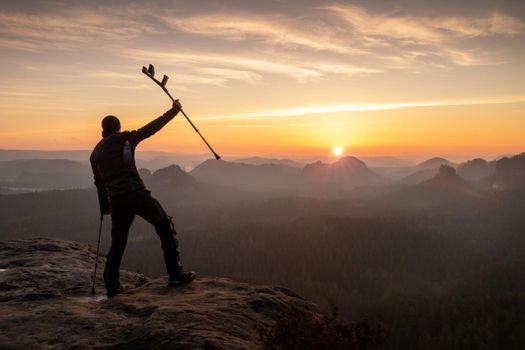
[0, 238, 320, 349]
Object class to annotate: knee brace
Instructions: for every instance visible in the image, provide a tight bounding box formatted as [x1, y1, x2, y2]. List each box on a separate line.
[155, 216, 174, 234]
[168, 216, 177, 235]
[155, 216, 178, 246]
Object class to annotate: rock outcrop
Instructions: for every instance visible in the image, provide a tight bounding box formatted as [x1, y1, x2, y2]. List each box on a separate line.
[0, 238, 320, 349]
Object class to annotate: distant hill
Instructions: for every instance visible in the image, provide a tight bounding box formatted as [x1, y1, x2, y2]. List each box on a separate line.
[401, 157, 500, 184]
[302, 156, 384, 191]
[416, 157, 455, 170]
[232, 156, 304, 168]
[0, 149, 208, 171]
[422, 165, 467, 187]
[387, 157, 456, 184]
[488, 153, 525, 190]
[0, 149, 91, 162]
[134, 153, 210, 172]
[0, 159, 91, 190]
[140, 164, 239, 205]
[190, 156, 384, 194]
[190, 159, 300, 190]
[145, 164, 196, 189]
[492, 154, 517, 161]
[360, 156, 414, 168]
[456, 158, 496, 180]
[234, 156, 413, 169]
[398, 165, 480, 208]
[398, 168, 440, 185]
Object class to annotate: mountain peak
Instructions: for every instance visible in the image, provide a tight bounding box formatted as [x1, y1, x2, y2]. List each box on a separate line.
[146, 164, 196, 188]
[303, 156, 368, 171]
[302, 156, 383, 190]
[422, 164, 466, 187]
[417, 157, 454, 169]
[490, 152, 525, 189]
[333, 156, 368, 169]
[232, 156, 304, 168]
[438, 164, 457, 178]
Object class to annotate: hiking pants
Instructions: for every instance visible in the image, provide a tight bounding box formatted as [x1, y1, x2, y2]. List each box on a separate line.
[104, 190, 181, 292]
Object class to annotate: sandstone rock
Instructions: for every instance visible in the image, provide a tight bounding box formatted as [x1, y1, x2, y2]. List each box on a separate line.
[0, 238, 320, 349]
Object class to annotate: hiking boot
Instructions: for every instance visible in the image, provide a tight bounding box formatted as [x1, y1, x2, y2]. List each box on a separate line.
[106, 284, 129, 299]
[168, 271, 196, 286]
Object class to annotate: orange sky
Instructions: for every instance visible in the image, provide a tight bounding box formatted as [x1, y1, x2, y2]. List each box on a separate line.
[1, 1, 524, 159]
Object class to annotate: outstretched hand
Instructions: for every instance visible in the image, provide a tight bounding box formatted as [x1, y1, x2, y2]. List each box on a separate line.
[172, 99, 182, 113]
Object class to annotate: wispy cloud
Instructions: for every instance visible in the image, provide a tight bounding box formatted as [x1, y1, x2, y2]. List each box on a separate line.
[2, 2, 519, 79]
[217, 120, 352, 128]
[163, 13, 363, 54]
[0, 8, 154, 50]
[159, 5, 525, 70]
[89, 66, 262, 88]
[327, 5, 525, 66]
[0, 89, 43, 97]
[196, 96, 525, 121]
[198, 68, 262, 85]
[315, 64, 383, 76]
[124, 49, 323, 80]
[122, 48, 384, 84]
[328, 5, 524, 43]
[0, 2, 523, 93]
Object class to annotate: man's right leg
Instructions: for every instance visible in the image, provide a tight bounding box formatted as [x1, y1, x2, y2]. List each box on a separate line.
[104, 201, 134, 297]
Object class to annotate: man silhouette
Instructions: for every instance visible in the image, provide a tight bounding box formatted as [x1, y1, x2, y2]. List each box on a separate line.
[90, 100, 195, 299]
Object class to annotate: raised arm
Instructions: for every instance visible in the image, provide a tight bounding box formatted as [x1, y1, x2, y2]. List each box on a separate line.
[128, 101, 181, 145]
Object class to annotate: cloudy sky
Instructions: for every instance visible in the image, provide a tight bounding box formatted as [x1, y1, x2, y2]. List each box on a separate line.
[1, 0, 524, 158]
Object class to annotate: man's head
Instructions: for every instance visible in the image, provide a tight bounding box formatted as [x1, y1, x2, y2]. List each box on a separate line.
[101, 115, 121, 137]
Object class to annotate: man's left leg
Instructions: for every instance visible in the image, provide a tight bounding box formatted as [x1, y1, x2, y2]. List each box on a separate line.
[135, 190, 195, 284]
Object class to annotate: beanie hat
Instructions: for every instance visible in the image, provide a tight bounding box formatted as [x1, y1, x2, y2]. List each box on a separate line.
[101, 115, 120, 137]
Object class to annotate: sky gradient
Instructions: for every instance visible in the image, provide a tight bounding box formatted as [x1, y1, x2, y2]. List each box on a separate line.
[1, 0, 524, 159]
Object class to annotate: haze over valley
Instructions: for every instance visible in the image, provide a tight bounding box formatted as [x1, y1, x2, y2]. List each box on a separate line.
[1, 149, 524, 348]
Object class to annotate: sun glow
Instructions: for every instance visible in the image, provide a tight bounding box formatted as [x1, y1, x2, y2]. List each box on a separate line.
[332, 146, 344, 157]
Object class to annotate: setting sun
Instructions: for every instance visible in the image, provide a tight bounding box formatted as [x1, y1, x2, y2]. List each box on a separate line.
[332, 146, 344, 157]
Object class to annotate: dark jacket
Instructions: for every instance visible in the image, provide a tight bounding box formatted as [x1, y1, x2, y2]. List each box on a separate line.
[90, 108, 178, 202]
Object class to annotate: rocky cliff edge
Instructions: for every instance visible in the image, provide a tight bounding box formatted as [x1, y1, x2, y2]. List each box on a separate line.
[0, 238, 320, 349]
